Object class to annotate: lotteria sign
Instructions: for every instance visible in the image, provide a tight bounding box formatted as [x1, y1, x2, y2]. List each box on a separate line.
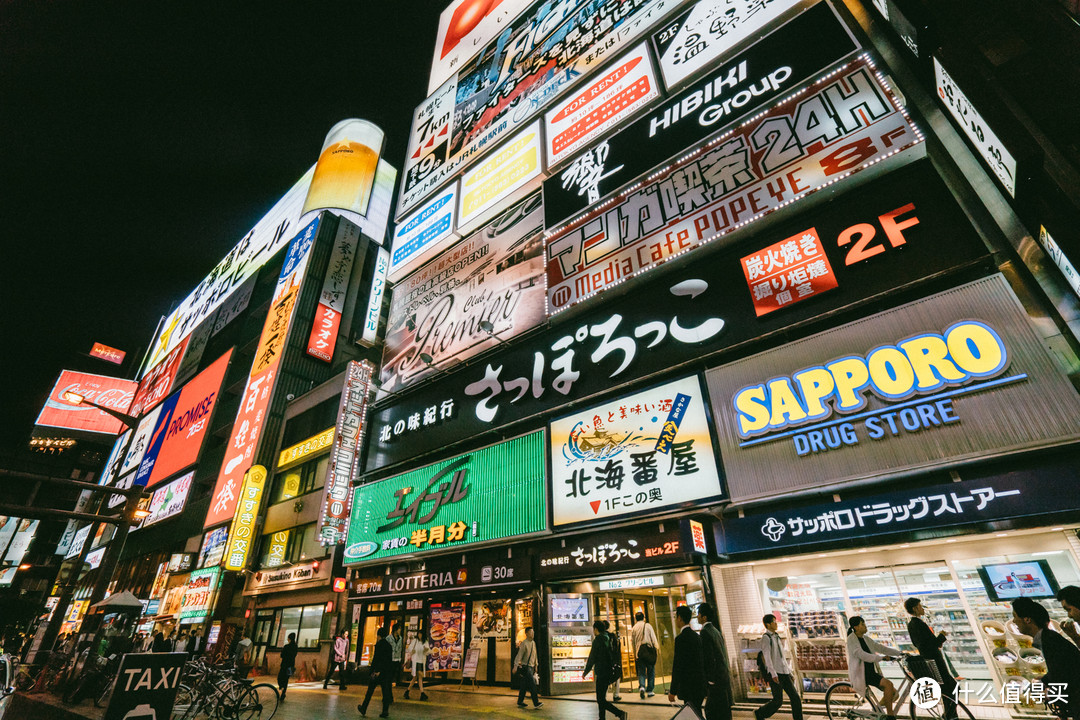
[706, 274, 1080, 503]
[344, 431, 547, 563]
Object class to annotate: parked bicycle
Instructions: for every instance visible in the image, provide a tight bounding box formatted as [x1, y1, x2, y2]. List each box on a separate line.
[825, 655, 975, 720]
[172, 658, 278, 720]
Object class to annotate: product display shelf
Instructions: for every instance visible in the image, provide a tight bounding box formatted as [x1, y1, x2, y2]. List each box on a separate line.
[551, 632, 592, 684]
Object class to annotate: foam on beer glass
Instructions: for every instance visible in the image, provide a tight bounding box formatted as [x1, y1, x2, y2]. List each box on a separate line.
[303, 119, 385, 217]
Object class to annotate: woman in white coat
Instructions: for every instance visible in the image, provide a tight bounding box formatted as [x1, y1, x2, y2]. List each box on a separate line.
[845, 616, 904, 719]
[404, 630, 431, 701]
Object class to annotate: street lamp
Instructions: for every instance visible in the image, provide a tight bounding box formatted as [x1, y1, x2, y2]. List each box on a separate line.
[60, 391, 139, 427]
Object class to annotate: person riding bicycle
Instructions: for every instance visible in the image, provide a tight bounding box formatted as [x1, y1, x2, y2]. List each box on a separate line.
[846, 616, 904, 719]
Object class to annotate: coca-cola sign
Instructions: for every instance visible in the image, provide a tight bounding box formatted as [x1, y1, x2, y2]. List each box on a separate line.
[380, 191, 547, 391]
[35, 370, 138, 435]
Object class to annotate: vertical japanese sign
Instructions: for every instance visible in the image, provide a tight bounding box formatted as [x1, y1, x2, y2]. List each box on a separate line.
[360, 247, 390, 347]
[549, 376, 723, 526]
[307, 220, 360, 362]
[206, 217, 320, 528]
[318, 361, 373, 545]
[224, 465, 267, 572]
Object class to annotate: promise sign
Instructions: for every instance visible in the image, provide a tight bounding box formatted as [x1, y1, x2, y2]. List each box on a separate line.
[545, 55, 923, 312]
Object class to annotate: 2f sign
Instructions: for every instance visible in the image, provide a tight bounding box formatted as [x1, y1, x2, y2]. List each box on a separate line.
[121, 665, 181, 692]
[836, 203, 919, 265]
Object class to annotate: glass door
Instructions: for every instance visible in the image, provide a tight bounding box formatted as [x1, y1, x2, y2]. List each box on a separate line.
[253, 610, 278, 669]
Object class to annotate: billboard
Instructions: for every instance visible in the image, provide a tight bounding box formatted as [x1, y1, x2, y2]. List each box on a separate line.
[388, 182, 460, 283]
[135, 349, 232, 488]
[141, 471, 194, 527]
[144, 167, 315, 372]
[543, 1, 860, 227]
[120, 407, 162, 478]
[651, 0, 806, 90]
[344, 431, 547, 563]
[398, 0, 689, 218]
[365, 162, 988, 471]
[543, 43, 661, 168]
[550, 375, 723, 526]
[307, 220, 360, 362]
[2, 519, 39, 565]
[131, 336, 189, 417]
[381, 192, 546, 391]
[705, 274, 1080, 503]
[179, 567, 220, 621]
[458, 121, 544, 232]
[90, 342, 125, 365]
[545, 55, 923, 312]
[35, 371, 137, 435]
[223, 465, 266, 571]
[428, 0, 533, 94]
[318, 361, 373, 545]
[206, 218, 320, 528]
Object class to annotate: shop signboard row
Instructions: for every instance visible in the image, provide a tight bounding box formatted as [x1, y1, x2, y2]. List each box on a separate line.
[716, 455, 1080, 556]
[381, 192, 547, 392]
[365, 162, 988, 473]
[535, 518, 707, 580]
[705, 274, 1080, 504]
[543, 0, 860, 228]
[398, 0, 690, 219]
[243, 558, 333, 596]
[545, 54, 923, 311]
[350, 551, 533, 599]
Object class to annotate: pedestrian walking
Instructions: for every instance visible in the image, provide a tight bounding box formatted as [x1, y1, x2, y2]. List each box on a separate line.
[604, 620, 623, 700]
[389, 623, 405, 687]
[845, 616, 903, 719]
[1013, 597, 1080, 719]
[324, 630, 350, 690]
[755, 614, 803, 720]
[404, 630, 430, 700]
[358, 626, 394, 718]
[278, 633, 298, 702]
[234, 634, 255, 679]
[669, 605, 706, 716]
[698, 604, 732, 720]
[1056, 585, 1080, 646]
[152, 626, 174, 653]
[514, 626, 544, 708]
[905, 598, 958, 719]
[174, 629, 190, 653]
[190, 626, 206, 656]
[584, 619, 626, 720]
[631, 611, 659, 699]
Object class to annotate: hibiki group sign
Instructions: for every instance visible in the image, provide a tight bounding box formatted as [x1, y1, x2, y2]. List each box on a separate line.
[706, 274, 1080, 503]
[545, 55, 923, 311]
[550, 376, 723, 526]
[543, 1, 860, 227]
[345, 432, 547, 563]
[381, 192, 546, 391]
[398, 0, 688, 218]
[365, 162, 988, 472]
[206, 218, 319, 528]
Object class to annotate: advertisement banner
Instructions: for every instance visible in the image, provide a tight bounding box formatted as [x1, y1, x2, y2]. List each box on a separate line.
[545, 55, 923, 312]
[89, 342, 125, 365]
[428, 603, 466, 672]
[365, 162, 988, 471]
[141, 471, 194, 527]
[119, 406, 163, 478]
[706, 274, 1080, 503]
[199, 526, 228, 569]
[2, 519, 38, 564]
[179, 567, 220, 621]
[388, 182, 460, 284]
[344, 431, 547, 564]
[318, 361, 373, 545]
[35, 371, 137, 435]
[206, 218, 319, 528]
[398, 0, 687, 218]
[56, 491, 93, 555]
[144, 167, 315, 371]
[651, 0, 805, 89]
[544, 43, 661, 168]
[360, 246, 390, 347]
[100, 430, 130, 487]
[543, 0, 859, 227]
[550, 376, 723, 526]
[212, 274, 257, 336]
[302, 120, 385, 222]
[135, 349, 233, 488]
[717, 463, 1080, 556]
[223, 465, 267, 571]
[307, 220, 360, 362]
[381, 192, 546, 391]
[458, 121, 543, 232]
[278, 428, 334, 468]
[131, 336, 189, 417]
[428, 0, 534, 94]
[64, 523, 91, 561]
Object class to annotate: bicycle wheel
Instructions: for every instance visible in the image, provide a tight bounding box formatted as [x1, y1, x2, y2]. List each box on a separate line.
[228, 684, 263, 720]
[250, 684, 280, 720]
[94, 676, 116, 708]
[826, 681, 877, 720]
[172, 683, 195, 719]
[909, 697, 977, 720]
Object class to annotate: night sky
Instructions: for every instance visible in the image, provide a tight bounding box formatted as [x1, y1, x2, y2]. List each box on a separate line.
[0, 0, 446, 449]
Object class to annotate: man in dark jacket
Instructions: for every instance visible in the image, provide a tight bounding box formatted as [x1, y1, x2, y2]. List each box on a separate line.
[905, 598, 957, 719]
[584, 620, 625, 720]
[698, 604, 732, 720]
[669, 605, 706, 715]
[1013, 597, 1080, 719]
[359, 627, 394, 718]
[278, 633, 299, 702]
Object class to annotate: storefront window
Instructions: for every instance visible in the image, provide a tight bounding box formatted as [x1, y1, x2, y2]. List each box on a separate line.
[274, 604, 329, 649]
[270, 455, 329, 505]
[257, 523, 327, 569]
